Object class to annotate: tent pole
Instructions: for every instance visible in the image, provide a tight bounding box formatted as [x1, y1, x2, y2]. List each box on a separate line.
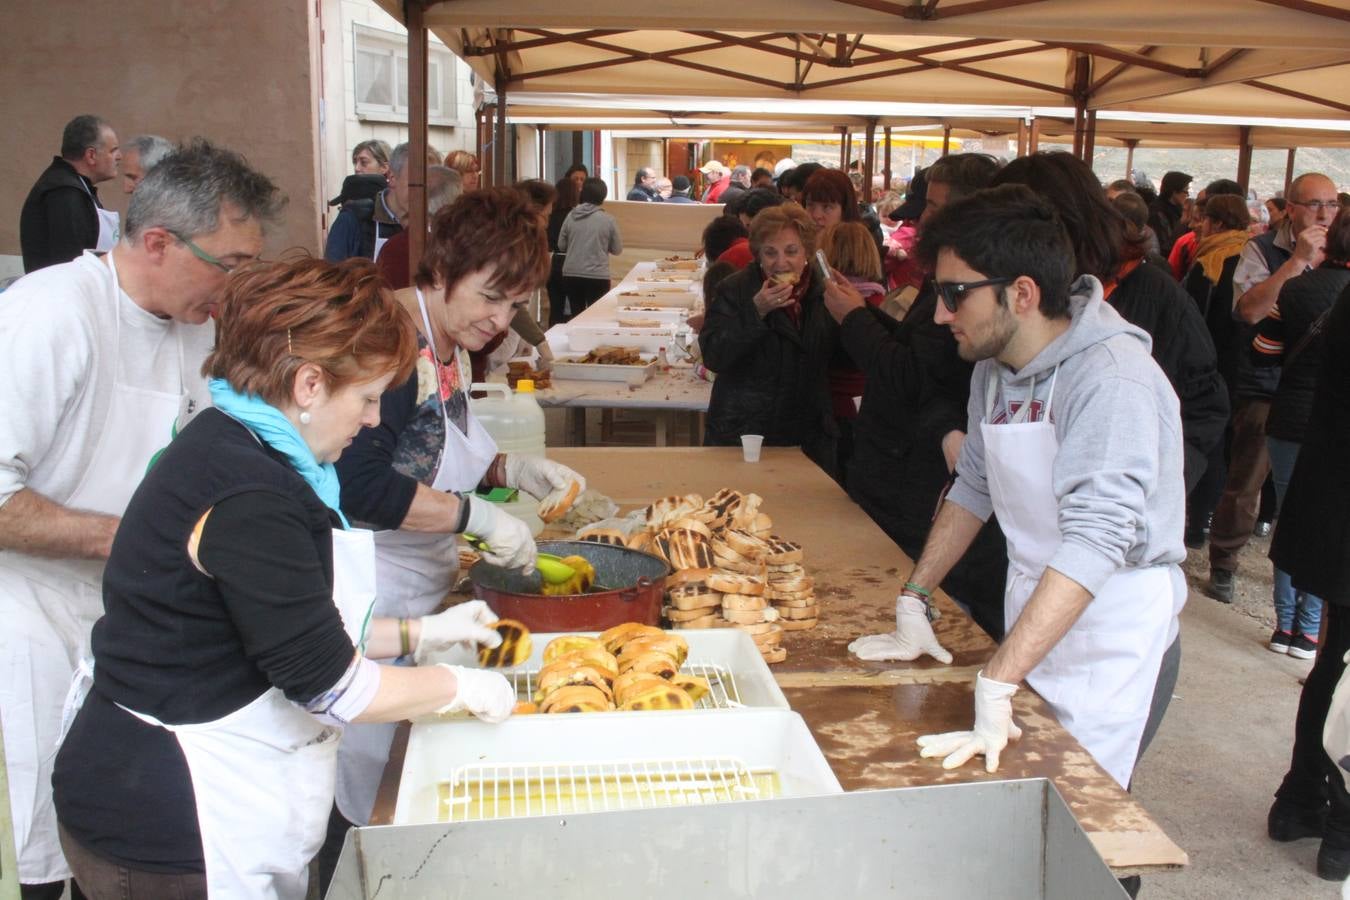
[1083, 110, 1097, 166]
[883, 126, 892, 189]
[494, 75, 508, 186]
[838, 126, 850, 169]
[538, 126, 546, 180]
[1028, 116, 1040, 153]
[1284, 148, 1297, 195]
[862, 118, 877, 205]
[941, 125, 951, 157]
[1125, 139, 1137, 179]
[1236, 126, 1253, 194]
[1016, 118, 1027, 157]
[481, 103, 495, 187]
[405, 0, 428, 286]
[1071, 53, 1090, 160]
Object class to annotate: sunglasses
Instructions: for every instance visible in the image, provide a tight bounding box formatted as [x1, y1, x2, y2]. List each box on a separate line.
[933, 277, 1012, 313]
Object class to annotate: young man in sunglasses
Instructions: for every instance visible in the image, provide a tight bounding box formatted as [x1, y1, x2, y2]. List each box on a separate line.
[846, 184, 1187, 793]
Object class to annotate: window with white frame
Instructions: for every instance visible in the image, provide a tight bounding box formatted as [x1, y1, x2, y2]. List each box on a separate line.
[353, 23, 456, 125]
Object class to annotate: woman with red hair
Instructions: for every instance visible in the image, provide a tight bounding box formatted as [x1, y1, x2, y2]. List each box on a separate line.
[52, 258, 517, 899]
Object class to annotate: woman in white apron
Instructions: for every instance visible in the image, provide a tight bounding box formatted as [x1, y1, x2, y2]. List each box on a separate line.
[50, 258, 515, 900]
[324, 187, 587, 886]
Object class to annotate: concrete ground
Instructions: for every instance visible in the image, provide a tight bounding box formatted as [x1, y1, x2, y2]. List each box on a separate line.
[1131, 533, 1340, 898]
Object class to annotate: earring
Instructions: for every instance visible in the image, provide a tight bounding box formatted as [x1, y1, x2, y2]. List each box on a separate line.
[299, 410, 312, 425]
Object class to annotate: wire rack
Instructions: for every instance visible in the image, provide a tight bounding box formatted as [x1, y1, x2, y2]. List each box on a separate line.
[509, 659, 743, 709]
[439, 757, 777, 822]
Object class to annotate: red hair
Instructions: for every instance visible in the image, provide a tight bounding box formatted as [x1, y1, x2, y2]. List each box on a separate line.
[205, 257, 418, 405]
[415, 187, 550, 299]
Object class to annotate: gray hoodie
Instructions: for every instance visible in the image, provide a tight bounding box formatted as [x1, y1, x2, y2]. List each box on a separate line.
[946, 275, 1185, 595]
[558, 203, 622, 280]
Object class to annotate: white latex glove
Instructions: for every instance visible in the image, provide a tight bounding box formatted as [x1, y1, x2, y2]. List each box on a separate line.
[847, 594, 953, 664]
[503, 454, 586, 503]
[916, 671, 1022, 773]
[434, 664, 516, 723]
[415, 600, 501, 664]
[463, 494, 537, 573]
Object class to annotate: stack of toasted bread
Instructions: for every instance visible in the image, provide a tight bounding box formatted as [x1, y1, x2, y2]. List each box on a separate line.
[518, 624, 710, 714]
[581, 489, 814, 665]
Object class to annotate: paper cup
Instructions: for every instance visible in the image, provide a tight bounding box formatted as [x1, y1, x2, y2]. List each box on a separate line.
[740, 434, 764, 463]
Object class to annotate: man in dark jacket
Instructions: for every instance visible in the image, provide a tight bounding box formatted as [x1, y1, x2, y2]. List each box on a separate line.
[1147, 170, 1192, 257]
[324, 142, 406, 262]
[626, 167, 662, 202]
[822, 153, 1009, 639]
[1267, 282, 1350, 882]
[20, 115, 122, 272]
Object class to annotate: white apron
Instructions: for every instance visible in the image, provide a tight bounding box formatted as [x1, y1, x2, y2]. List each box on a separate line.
[982, 367, 1181, 789]
[334, 287, 498, 824]
[60, 523, 379, 899]
[78, 177, 120, 252]
[0, 254, 187, 884]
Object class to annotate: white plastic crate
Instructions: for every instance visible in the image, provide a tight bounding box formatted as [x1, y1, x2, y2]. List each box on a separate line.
[393, 709, 840, 826]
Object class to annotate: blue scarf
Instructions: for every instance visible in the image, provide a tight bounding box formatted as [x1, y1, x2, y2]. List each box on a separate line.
[208, 378, 349, 528]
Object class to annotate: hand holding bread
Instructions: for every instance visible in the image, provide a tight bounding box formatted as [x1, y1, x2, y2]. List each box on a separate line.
[753, 275, 798, 318]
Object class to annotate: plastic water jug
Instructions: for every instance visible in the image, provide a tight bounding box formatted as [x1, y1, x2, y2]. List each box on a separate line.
[470, 380, 547, 534]
[469, 380, 546, 458]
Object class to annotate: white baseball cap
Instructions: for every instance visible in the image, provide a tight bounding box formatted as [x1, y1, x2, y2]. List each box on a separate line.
[699, 160, 725, 175]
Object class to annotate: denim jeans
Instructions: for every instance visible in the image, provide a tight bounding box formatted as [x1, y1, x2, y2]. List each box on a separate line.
[1268, 436, 1323, 636]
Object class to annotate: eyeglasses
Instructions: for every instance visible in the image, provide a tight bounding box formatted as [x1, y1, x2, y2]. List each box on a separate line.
[168, 230, 237, 273]
[1289, 199, 1340, 212]
[934, 277, 1012, 313]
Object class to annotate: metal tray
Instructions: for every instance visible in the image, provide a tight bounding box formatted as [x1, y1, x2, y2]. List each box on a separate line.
[331, 779, 1127, 899]
[392, 709, 839, 827]
[477, 628, 790, 711]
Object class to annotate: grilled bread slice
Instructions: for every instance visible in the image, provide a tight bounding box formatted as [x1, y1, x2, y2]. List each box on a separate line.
[478, 620, 532, 668]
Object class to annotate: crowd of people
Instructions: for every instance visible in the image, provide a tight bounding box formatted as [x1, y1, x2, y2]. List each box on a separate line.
[7, 111, 1350, 898]
[691, 149, 1350, 887]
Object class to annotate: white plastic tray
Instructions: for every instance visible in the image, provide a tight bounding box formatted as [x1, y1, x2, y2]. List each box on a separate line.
[615, 304, 689, 325]
[393, 709, 841, 826]
[614, 289, 697, 307]
[566, 326, 677, 354]
[551, 353, 658, 385]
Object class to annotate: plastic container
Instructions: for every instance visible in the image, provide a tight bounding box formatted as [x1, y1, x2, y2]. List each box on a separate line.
[469, 381, 544, 458]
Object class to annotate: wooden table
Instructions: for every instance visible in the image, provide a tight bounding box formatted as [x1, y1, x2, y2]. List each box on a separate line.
[373, 447, 1187, 873]
[538, 262, 711, 446]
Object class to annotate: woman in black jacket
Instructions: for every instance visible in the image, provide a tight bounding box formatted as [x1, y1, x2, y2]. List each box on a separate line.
[1252, 210, 1350, 656]
[1268, 281, 1350, 882]
[699, 204, 839, 476]
[546, 175, 579, 326]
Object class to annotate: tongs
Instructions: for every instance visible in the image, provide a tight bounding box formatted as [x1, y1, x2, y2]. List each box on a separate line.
[463, 534, 576, 585]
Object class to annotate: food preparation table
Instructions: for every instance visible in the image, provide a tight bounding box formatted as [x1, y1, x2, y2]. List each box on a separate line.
[372, 447, 1187, 874]
[539, 261, 711, 446]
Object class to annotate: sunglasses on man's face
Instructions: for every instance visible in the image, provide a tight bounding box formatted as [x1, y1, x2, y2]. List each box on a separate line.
[933, 277, 1013, 313]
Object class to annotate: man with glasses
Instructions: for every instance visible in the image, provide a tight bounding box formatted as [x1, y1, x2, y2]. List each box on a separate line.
[0, 139, 282, 900]
[1197, 173, 1341, 605]
[851, 185, 1186, 796]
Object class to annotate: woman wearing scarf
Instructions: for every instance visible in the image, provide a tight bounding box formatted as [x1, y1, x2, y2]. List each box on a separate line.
[699, 204, 840, 476]
[1183, 196, 1261, 418]
[51, 258, 515, 900]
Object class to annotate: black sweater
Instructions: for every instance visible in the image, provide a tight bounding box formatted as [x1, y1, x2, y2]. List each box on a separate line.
[53, 409, 353, 871]
[19, 156, 102, 273]
[1109, 260, 1229, 492]
[1254, 266, 1350, 443]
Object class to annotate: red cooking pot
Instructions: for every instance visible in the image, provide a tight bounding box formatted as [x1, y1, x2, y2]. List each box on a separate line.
[469, 540, 670, 632]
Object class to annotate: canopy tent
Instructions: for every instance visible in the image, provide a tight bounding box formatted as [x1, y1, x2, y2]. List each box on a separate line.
[378, 0, 1350, 274]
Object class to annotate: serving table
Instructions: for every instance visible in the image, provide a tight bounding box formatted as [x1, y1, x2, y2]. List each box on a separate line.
[371, 447, 1187, 874]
